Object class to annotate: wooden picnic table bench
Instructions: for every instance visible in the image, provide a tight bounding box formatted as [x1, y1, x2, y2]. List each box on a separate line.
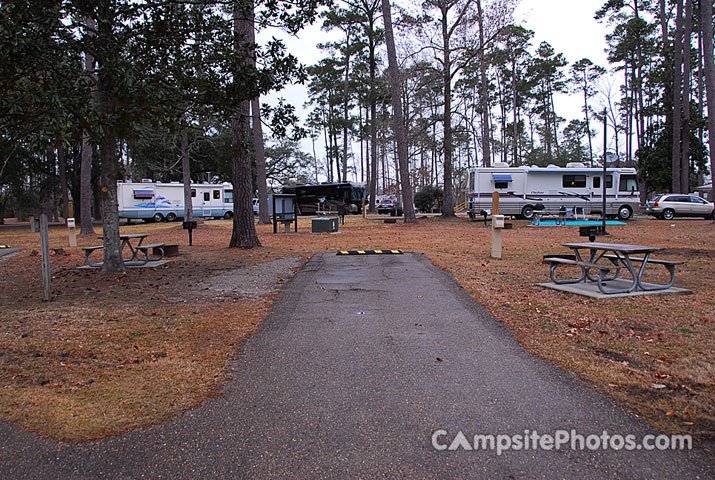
[136, 243, 165, 262]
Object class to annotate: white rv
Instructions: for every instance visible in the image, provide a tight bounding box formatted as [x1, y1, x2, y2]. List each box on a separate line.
[467, 162, 640, 220]
[117, 181, 234, 222]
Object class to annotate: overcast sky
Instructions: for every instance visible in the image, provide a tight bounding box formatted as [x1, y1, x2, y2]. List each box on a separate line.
[261, 0, 617, 172]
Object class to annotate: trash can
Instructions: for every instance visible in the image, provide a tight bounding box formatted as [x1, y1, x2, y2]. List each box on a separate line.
[312, 217, 339, 233]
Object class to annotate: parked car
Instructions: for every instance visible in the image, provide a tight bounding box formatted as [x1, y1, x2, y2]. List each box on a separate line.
[377, 198, 403, 216]
[645, 194, 714, 220]
[253, 198, 259, 215]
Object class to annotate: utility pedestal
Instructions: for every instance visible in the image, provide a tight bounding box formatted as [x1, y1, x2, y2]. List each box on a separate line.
[490, 192, 503, 259]
[67, 218, 77, 247]
[491, 214, 505, 259]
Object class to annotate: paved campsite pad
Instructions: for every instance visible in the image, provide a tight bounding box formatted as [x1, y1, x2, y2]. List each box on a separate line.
[0, 253, 711, 479]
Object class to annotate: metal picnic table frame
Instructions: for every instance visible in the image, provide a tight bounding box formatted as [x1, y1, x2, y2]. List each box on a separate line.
[86, 233, 150, 267]
[557, 242, 679, 295]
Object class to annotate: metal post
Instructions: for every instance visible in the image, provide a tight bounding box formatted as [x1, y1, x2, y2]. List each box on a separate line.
[39, 214, 51, 302]
[272, 195, 277, 234]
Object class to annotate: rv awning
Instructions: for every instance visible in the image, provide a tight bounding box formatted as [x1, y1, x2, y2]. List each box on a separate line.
[133, 187, 155, 198]
[492, 174, 513, 182]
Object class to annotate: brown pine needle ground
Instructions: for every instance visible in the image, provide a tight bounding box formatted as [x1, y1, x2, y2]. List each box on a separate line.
[0, 216, 712, 446]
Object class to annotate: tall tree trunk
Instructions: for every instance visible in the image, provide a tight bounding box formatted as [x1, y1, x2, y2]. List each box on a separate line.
[230, 102, 261, 247]
[680, 0, 693, 193]
[342, 31, 351, 183]
[230, 3, 261, 248]
[512, 58, 518, 165]
[634, 0, 645, 153]
[181, 126, 193, 221]
[80, 18, 96, 235]
[700, 0, 715, 201]
[382, 0, 416, 222]
[367, 14, 378, 211]
[57, 145, 70, 220]
[98, 129, 124, 273]
[698, 25, 705, 147]
[477, 0, 491, 167]
[248, 5, 269, 224]
[96, 10, 123, 272]
[311, 134, 319, 183]
[440, 5, 455, 217]
[252, 98, 270, 224]
[672, 0, 684, 193]
[359, 105, 364, 183]
[322, 112, 331, 182]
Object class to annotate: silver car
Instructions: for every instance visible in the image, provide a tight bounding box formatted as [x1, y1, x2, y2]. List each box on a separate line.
[645, 194, 714, 220]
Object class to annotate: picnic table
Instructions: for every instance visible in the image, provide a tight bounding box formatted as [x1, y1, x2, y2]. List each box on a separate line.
[532, 210, 567, 225]
[83, 233, 165, 267]
[544, 242, 683, 295]
[531, 207, 587, 225]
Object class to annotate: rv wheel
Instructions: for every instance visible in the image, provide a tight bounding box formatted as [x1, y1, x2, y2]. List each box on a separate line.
[152, 213, 164, 222]
[224, 211, 233, 219]
[617, 205, 632, 220]
[166, 213, 177, 222]
[521, 205, 535, 219]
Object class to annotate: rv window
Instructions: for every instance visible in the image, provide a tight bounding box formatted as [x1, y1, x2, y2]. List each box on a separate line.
[224, 190, 233, 203]
[213, 190, 220, 199]
[469, 172, 476, 191]
[494, 182, 509, 189]
[191, 189, 196, 197]
[619, 174, 638, 192]
[563, 175, 586, 188]
[203, 192, 210, 201]
[592, 175, 612, 189]
[133, 188, 154, 199]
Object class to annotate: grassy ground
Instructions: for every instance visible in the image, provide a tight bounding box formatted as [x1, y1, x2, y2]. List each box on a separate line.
[0, 215, 712, 448]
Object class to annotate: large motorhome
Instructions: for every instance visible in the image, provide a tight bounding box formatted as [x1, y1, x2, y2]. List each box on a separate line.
[117, 181, 234, 222]
[467, 162, 640, 220]
[282, 182, 366, 214]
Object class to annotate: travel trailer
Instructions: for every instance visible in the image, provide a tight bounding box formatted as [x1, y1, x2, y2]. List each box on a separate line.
[467, 162, 640, 220]
[117, 181, 234, 222]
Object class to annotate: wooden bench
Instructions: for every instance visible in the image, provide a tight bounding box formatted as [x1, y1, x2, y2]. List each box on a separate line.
[82, 245, 104, 267]
[157, 244, 179, 257]
[136, 243, 165, 262]
[542, 254, 613, 285]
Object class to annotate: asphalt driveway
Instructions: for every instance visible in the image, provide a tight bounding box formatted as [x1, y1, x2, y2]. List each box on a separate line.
[0, 253, 711, 478]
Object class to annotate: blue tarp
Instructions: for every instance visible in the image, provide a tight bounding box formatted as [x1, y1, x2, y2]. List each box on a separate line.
[492, 173, 513, 182]
[532, 220, 627, 226]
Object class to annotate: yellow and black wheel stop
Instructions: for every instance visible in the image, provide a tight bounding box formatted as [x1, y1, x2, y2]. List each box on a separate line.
[337, 249, 403, 255]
